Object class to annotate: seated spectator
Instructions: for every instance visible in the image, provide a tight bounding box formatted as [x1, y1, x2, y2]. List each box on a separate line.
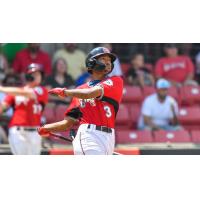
[126, 53, 155, 87]
[138, 79, 182, 131]
[100, 43, 123, 77]
[0, 45, 9, 81]
[13, 43, 52, 82]
[44, 58, 75, 105]
[0, 73, 20, 144]
[53, 43, 86, 81]
[155, 44, 198, 87]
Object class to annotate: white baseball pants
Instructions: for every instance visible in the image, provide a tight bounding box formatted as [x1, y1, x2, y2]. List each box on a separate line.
[73, 124, 115, 155]
[8, 126, 42, 155]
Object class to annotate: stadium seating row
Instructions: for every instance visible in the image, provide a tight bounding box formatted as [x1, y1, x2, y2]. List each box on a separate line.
[116, 103, 200, 130]
[116, 129, 200, 144]
[43, 104, 67, 124]
[122, 85, 200, 106]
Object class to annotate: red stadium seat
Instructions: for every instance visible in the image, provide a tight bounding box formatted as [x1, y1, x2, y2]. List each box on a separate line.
[180, 124, 200, 132]
[55, 105, 68, 122]
[168, 86, 180, 103]
[43, 106, 55, 123]
[180, 86, 200, 105]
[115, 104, 130, 127]
[122, 85, 143, 103]
[128, 104, 141, 129]
[154, 130, 191, 143]
[178, 106, 200, 125]
[144, 63, 153, 73]
[190, 130, 200, 143]
[142, 86, 156, 98]
[116, 129, 153, 144]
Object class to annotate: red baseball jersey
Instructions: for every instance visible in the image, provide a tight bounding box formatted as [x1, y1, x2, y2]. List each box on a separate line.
[155, 55, 194, 82]
[65, 76, 123, 128]
[3, 86, 48, 127]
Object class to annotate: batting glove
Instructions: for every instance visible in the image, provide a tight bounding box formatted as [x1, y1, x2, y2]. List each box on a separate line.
[48, 88, 67, 98]
[37, 127, 51, 137]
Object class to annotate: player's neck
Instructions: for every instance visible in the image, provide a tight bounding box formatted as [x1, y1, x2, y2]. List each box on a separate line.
[92, 73, 106, 81]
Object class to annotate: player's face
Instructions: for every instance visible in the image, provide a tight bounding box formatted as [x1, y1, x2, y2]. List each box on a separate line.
[97, 55, 112, 74]
[32, 71, 42, 85]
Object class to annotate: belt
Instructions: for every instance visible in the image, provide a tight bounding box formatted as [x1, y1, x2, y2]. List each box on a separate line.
[87, 124, 112, 133]
[16, 127, 37, 132]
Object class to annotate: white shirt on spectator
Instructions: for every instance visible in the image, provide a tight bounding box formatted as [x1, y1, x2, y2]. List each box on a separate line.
[138, 93, 179, 127]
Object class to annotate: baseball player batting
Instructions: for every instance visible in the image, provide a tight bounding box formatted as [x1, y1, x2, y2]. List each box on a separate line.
[38, 47, 123, 155]
[0, 63, 48, 155]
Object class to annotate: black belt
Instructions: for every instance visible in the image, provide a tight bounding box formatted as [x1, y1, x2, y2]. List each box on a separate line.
[17, 127, 37, 132]
[87, 124, 112, 133]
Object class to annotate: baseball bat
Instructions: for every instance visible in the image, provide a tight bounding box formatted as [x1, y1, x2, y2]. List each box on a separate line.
[50, 133, 73, 142]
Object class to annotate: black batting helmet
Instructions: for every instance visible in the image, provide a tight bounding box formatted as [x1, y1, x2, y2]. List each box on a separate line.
[25, 63, 44, 82]
[85, 47, 116, 74]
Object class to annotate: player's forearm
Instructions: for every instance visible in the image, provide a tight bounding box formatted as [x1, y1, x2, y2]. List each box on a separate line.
[43, 119, 73, 132]
[64, 88, 101, 99]
[0, 86, 33, 98]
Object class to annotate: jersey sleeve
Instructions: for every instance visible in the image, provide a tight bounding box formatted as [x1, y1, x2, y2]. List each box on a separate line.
[65, 98, 82, 120]
[98, 76, 124, 102]
[33, 86, 48, 104]
[3, 95, 15, 107]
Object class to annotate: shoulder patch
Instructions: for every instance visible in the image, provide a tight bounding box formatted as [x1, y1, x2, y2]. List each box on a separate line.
[34, 87, 43, 95]
[103, 79, 113, 86]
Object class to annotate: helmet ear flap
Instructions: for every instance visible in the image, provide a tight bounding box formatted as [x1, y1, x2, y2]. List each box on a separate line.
[86, 58, 96, 68]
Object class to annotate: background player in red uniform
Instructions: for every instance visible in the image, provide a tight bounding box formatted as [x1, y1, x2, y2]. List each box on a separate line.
[38, 47, 124, 155]
[0, 63, 48, 155]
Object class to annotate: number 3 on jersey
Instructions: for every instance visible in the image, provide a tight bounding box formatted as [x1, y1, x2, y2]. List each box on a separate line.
[104, 105, 112, 118]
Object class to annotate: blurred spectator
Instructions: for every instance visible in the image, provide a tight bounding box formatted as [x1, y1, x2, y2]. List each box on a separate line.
[0, 46, 9, 82]
[0, 74, 21, 118]
[1, 43, 27, 63]
[76, 72, 91, 86]
[155, 44, 198, 87]
[53, 43, 86, 81]
[0, 74, 20, 144]
[138, 79, 182, 131]
[13, 43, 52, 81]
[2, 73, 22, 87]
[100, 43, 123, 77]
[44, 58, 75, 105]
[126, 53, 155, 87]
[0, 126, 8, 144]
